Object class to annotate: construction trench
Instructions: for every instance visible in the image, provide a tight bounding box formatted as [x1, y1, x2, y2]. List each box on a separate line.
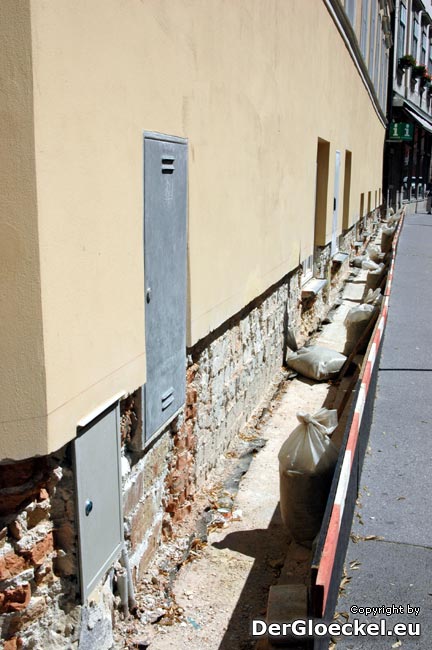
[113, 210, 404, 650]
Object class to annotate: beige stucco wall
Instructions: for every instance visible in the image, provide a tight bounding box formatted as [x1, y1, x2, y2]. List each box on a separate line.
[1, 0, 386, 459]
[0, 1, 48, 459]
[30, 1, 147, 456]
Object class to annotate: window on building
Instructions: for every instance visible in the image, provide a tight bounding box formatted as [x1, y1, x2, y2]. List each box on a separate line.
[397, 2, 407, 60]
[374, 16, 381, 86]
[301, 254, 314, 285]
[379, 38, 389, 110]
[346, 0, 356, 26]
[369, 0, 377, 75]
[379, 35, 386, 105]
[382, 49, 389, 108]
[314, 139, 330, 249]
[360, 0, 369, 57]
[429, 38, 432, 71]
[412, 12, 419, 59]
[342, 151, 352, 231]
[421, 25, 427, 64]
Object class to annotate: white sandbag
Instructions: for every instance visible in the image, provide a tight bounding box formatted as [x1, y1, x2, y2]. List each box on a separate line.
[343, 303, 377, 355]
[364, 288, 383, 306]
[361, 259, 379, 271]
[362, 263, 386, 299]
[278, 409, 339, 545]
[381, 225, 397, 254]
[351, 255, 368, 268]
[387, 212, 401, 226]
[367, 244, 386, 264]
[286, 346, 347, 381]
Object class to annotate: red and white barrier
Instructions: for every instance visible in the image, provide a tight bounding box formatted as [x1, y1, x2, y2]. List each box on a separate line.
[314, 209, 405, 614]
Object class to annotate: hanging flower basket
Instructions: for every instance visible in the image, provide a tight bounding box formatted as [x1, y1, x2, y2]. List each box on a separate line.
[419, 74, 430, 89]
[398, 54, 416, 71]
[412, 64, 427, 79]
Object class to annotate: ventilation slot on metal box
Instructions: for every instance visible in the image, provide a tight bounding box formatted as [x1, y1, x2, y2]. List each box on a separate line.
[161, 387, 174, 411]
[161, 157, 175, 174]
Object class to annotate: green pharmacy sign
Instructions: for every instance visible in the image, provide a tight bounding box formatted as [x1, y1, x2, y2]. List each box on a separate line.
[390, 122, 414, 141]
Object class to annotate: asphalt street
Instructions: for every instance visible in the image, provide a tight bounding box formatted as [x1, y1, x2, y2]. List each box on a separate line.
[335, 210, 432, 649]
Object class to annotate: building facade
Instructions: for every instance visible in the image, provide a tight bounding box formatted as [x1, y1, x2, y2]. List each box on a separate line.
[385, 0, 432, 206]
[0, 1, 392, 647]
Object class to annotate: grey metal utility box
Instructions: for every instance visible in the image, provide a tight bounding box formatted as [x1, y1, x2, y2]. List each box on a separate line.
[74, 404, 123, 601]
[143, 132, 188, 443]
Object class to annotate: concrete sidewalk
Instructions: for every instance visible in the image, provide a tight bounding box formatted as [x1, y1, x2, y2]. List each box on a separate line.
[335, 210, 432, 649]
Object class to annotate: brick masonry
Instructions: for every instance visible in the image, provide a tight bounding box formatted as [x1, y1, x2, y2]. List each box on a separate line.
[0, 447, 81, 649]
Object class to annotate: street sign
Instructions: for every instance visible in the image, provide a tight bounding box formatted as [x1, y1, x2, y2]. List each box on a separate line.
[389, 122, 414, 141]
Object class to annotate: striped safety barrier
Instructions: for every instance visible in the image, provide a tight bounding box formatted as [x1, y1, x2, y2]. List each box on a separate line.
[311, 208, 405, 618]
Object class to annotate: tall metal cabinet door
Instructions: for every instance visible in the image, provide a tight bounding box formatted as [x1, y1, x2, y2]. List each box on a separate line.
[74, 405, 123, 601]
[144, 134, 187, 441]
[331, 150, 341, 256]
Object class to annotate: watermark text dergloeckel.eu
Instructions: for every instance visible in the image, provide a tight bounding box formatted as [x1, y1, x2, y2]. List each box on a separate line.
[252, 606, 422, 640]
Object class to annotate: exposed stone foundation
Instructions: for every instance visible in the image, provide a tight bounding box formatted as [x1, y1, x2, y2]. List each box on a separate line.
[0, 211, 381, 648]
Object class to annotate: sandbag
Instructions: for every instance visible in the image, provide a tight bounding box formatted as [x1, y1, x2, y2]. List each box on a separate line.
[362, 263, 386, 299]
[381, 225, 397, 254]
[286, 346, 347, 381]
[361, 258, 379, 271]
[387, 212, 401, 226]
[278, 409, 339, 545]
[343, 303, 377, 355]
[364, 288, 383, 307]
[367, 244, 386, 264]
[351, 254, 368, 268]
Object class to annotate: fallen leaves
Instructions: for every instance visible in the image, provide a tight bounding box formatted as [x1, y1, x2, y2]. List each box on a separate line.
[338, 565, 352, 596]
[334, 610, 349, 621]
[350, 533, 384, 543]
[355, 511, 365, 526]
[183, 538, 207, 564]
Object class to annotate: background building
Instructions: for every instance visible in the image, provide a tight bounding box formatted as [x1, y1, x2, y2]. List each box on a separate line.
[0, 1, 392, 647]
[385, 0, 432, 207]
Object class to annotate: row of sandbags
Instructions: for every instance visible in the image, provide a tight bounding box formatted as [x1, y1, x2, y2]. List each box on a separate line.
[342, 212, 402, 353]
[285, 287, 383, 384]
[279, 213, 402, 546]
[360, 212, 401, 297]
[284, 219, 398, 381]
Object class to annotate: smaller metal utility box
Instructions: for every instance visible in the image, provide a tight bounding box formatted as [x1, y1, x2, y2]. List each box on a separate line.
[74, 404, 123, 601]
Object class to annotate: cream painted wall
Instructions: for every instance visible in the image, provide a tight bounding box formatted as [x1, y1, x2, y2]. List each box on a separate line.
[30, 1, 150, 454]
[2, 0, 386, 458]
[0, 1, 48, 459]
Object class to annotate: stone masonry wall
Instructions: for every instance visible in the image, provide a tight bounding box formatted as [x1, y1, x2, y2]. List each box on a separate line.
[190, 280, 291, 486]
[122, 423, 173, 580]
[0, 212, 380, 648]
